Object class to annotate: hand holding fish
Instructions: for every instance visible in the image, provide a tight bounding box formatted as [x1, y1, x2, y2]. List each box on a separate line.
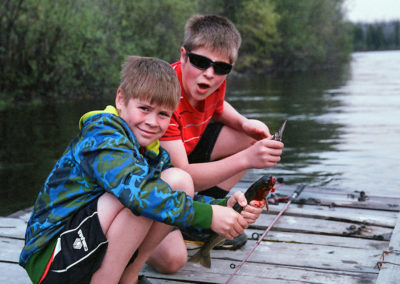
[241, 119, 271, 140]
[244, 139, 283, 169]
[227, 192, 265, 225]
[210, 201, 248, 240]
[241, 200, 266, 224]
[190, 176, 275, 268]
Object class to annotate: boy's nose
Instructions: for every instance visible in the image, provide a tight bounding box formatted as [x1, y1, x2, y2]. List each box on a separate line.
[203, 66, 215, 77]
[146, 113, 158, 126]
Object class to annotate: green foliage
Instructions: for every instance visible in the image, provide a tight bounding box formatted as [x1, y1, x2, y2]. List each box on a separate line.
[234, 0, 279, 72]
[114, 0, 196, 62]
[1, 0, 120, 99]
[1, 0, 352, 101]
[0, 0, 196, 100]
[272, 0, 351, 71]
[352, 21, 400, 51]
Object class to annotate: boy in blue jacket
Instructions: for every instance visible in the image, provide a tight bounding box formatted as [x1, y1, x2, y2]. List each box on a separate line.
[19, 56, 264, 284]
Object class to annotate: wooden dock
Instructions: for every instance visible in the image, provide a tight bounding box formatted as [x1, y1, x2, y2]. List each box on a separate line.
[1, 182, 399, 283]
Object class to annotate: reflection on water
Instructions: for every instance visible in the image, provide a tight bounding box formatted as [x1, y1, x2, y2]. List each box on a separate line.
[227, 63, 350, 188]
[228, 51, 400, 196]
[1, 51, 399, 215]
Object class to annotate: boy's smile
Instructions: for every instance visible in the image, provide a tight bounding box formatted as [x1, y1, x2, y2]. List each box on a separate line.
[180, 47, 230, 110]
[116, 90, 173, 146]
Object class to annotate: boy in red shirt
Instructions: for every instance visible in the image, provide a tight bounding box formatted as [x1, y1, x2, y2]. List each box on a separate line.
[160, 14, 283, 198]
[149, 14, 284, 272]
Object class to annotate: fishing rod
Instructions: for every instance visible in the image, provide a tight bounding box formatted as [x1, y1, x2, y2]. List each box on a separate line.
[225, 183, 306, 284]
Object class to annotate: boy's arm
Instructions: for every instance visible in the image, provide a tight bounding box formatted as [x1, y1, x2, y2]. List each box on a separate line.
[160, 139, 248, 190]
[160, 101, 281, 191]
[161, 138, 280, 190]
[213, 101, 271, 140]
[79, 115, 211, 229]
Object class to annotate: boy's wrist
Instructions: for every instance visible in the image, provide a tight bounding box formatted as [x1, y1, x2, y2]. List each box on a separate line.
[192, 201, 213, 229]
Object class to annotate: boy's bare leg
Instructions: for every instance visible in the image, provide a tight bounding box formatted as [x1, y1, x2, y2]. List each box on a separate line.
[139, 168, 194, 274]
[90, 193, 153, 284]
[146, 229, 187, 273]
[211, 125, 253, 191]
[124, 226, 187, 278]
[120, 168, 194, 280]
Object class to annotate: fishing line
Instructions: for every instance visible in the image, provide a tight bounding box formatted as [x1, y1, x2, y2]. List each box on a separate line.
[225, 184, 306, 284]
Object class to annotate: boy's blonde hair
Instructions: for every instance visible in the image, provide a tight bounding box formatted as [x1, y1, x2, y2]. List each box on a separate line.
[119, 56, 180, 110]
[183, 14, 241, 64]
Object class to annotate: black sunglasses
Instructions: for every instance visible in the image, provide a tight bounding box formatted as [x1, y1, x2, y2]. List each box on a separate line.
[187, 51, 232, 75]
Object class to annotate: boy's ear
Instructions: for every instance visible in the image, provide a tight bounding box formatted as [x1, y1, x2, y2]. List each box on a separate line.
[180, 47, 187, 64]
[115, 88, 123, 111]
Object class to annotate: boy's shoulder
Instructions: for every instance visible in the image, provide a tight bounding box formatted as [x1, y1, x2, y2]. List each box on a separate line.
[79, 105, 120, 129]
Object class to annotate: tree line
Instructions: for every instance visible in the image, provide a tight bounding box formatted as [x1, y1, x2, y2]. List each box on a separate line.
[351, 21, 400, 51]
[1, 0, 351, 101]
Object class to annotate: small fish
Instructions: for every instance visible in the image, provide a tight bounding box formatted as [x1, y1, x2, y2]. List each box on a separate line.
[189, 175, 276, 268]
[272, 120, 287, 141]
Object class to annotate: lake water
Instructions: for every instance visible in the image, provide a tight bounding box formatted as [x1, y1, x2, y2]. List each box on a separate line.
[1, 50, 399, 216]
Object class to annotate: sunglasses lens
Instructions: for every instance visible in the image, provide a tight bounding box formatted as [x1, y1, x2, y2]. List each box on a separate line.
[188, 52, 232, 75]
[213, 63, 232, 75]
[188, 53, 211, 70]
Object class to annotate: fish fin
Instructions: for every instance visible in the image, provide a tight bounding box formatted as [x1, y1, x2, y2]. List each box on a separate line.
[200, 254, 211, 268]
[189, 248, 211, 268]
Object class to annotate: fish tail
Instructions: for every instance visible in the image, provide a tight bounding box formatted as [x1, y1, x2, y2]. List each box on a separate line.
[189, 248, 211, 268]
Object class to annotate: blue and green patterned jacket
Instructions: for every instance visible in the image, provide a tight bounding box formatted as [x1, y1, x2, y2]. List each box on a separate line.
[19, 106, 218, 266]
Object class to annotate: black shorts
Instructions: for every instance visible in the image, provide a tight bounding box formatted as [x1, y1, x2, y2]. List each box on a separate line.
[41, 198, 108, 284]
[188, 122, 229, 198]
[188, 121, 223, 163]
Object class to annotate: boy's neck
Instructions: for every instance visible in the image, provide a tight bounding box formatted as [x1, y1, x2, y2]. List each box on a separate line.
[188, 97, 205, 112]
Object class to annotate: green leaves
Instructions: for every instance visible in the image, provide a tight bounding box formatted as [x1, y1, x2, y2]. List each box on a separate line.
[0, 0, 352, 101]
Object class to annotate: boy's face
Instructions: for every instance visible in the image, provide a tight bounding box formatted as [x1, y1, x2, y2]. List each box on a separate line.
[180, 47, 230, 108]
[116, 90, 173, 146]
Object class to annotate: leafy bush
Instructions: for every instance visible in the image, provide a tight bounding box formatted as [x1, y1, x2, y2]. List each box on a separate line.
[0, 0, 352, 101]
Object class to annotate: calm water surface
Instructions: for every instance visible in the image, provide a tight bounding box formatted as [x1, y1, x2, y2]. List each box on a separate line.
[1, 50, 399, 215]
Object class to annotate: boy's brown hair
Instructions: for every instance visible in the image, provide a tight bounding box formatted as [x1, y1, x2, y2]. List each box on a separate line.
[119, 56, 181, 110]
[183, 14, 242, 64]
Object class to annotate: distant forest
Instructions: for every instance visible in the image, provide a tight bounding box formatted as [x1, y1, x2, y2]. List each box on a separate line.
[0, 0, 377, 102]
[352, 21, 400, 51]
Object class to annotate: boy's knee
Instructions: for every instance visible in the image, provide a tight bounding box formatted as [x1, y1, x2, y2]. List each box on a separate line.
[161, 168, 194, 197]
[97, 193, 125, 234]
[157, 248, 187, 274]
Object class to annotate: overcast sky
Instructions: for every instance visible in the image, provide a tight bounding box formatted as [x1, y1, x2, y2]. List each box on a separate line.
[344, 0, 400, 22]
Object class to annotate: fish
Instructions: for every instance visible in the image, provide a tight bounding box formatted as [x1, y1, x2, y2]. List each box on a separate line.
[189, 175, 277, 268]
[272, 120, 287, 141]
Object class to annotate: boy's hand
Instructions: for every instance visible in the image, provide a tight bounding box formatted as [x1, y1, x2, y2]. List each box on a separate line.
[245, 139, 283, 169]
[242, 119, 271, 141]
[210, 204, 247, 240]
[242, 200, 265, 224]
[227, 191, 265, 225]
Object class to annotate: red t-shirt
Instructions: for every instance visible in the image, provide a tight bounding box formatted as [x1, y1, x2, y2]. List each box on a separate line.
[160, 61, 226, 155]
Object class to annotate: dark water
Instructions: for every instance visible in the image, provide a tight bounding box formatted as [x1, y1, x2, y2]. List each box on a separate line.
[1, 50, 399, 216]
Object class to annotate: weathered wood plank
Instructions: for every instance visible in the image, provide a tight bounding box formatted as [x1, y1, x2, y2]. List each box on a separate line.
[376, 211, 400, 284]
[143, 279, 188, 284]
[235, 183, 400, 211]
[141, 259, 377, 284]
[0, 263, 30, 284]
[1, 180, 398, 284]
[204, 240, 381, 273]
[7, 207, 32, 223]
[276, 186, 400, 211]
[0, 237, 24, 263]
[267, 203, 398, 227]
[0, 217, 27, 239]
[252, 214, 393, 240]
[245, 229, 389, 250]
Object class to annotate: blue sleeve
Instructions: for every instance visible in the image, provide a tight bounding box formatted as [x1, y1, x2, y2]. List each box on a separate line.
[75, 114, 198, 228]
